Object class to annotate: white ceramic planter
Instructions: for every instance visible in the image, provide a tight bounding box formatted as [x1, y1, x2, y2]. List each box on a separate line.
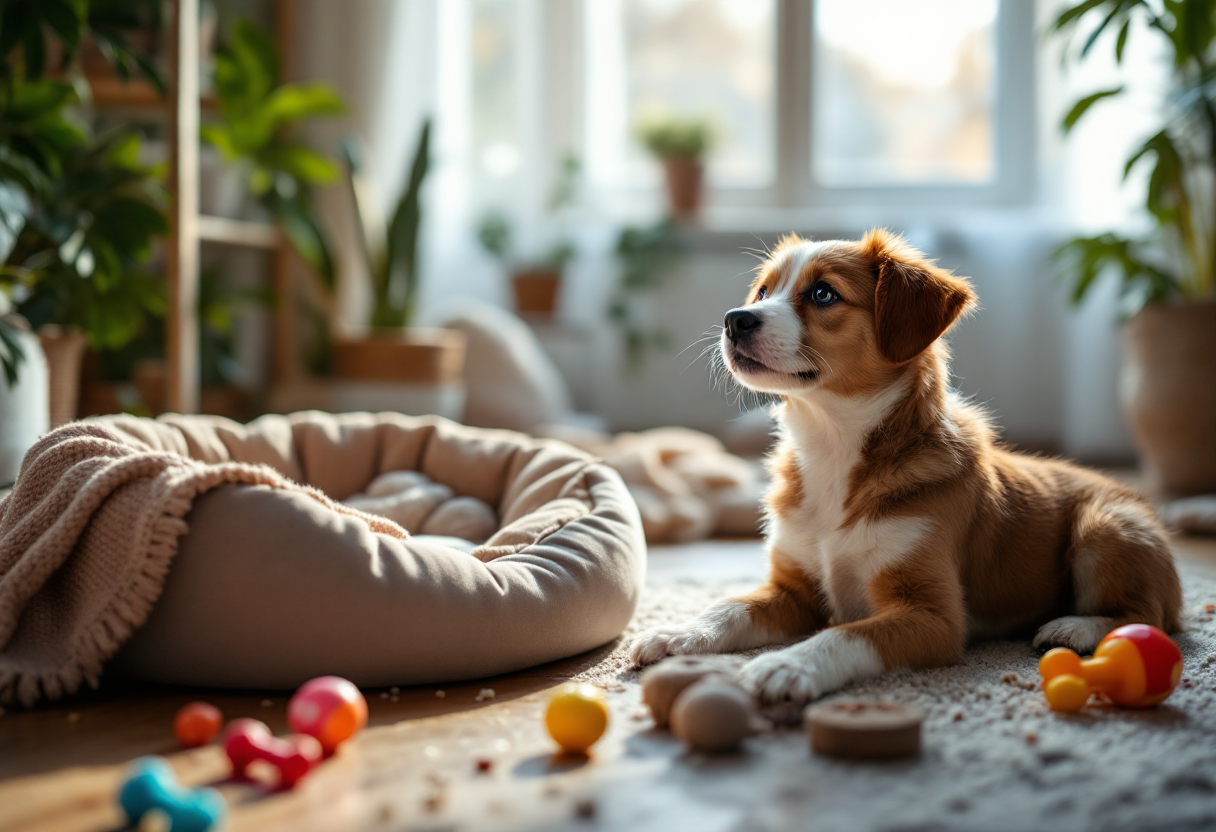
[0, 323, 50, 485]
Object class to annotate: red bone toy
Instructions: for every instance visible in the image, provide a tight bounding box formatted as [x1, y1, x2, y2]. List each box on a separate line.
[222, 718, 322, 789]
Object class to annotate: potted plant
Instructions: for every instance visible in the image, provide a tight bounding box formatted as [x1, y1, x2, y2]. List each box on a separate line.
[201, 19, 344, 285]
[1053, 0, 1216, 495]
[96, 269, 260, 421]
[607, 218, 684, 371]
[476, 155, 580, 317]
[638, 115, 716, 220]
[331, 119, 466, 415]
[1, 2, 168, 428]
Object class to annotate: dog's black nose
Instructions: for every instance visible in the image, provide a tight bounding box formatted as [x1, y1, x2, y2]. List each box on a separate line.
[725, 308, 762, 342]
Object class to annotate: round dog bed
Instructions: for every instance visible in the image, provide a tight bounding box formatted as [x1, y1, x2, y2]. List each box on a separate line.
[0, 411, 644, 701]
[117, 412, 645, 689]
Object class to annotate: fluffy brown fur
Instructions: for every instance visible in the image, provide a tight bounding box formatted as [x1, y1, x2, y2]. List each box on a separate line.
[630, 229, 1182, 704]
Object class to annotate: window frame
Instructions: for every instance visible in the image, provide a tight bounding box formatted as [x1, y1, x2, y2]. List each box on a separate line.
[556, 0, 1035, 217]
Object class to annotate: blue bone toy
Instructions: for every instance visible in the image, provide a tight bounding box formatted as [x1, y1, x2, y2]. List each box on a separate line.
[119, 757, 225, 832]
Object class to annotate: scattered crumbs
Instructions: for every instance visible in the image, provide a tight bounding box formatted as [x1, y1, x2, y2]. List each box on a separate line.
[1000, 673, 1037, 691]
[1024, 730, 1039, 745]
[951, 709, 964, 722]
[603, 683, 626, 693]
[575, 798, 596, 820]
[1204, 603, 1215, 615]
[476, 757, 493, 773]
[390, 686, 401, 695]
[435, 690, 447, 699]
[631, 711, 648, 722]
[67, 712, 81, 724]
[423, 794, 445, 814]
[380, 692, 389, 700]
[261, 699, 273, 708]
[475, 688, 496, 702]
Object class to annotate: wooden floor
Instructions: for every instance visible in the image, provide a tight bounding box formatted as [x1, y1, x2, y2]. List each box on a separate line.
[2, 526, 1214, 831]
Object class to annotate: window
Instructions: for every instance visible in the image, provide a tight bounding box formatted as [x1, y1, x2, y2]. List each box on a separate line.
[471, 0, 522, 178]
[812, 0, 998, 186]
[585, 0, 776, 188]
[457, 0, 1033, 212]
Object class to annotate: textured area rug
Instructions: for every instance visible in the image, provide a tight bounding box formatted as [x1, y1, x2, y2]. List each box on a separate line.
[571, 551, 1216, 832]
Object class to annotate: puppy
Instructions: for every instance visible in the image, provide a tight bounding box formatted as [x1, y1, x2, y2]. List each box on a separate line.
[630, 229, 1182, 704]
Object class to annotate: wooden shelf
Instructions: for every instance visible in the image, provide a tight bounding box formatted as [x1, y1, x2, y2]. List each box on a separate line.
[197, 215, 279, 249]
[85, 75, 216, 111]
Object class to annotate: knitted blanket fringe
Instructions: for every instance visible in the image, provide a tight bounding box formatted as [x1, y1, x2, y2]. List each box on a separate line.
[0, 417, 407, 708]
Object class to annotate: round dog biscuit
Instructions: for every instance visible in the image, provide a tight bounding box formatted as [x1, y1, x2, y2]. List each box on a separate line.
[804, 699, 924, 759]
[640, 655, 741, 728]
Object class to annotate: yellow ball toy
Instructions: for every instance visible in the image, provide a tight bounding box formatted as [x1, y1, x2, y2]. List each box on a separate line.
[545, 683, 608, 754]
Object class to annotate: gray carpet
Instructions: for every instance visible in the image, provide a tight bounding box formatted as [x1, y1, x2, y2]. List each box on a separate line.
[571, 565, 1216, 832]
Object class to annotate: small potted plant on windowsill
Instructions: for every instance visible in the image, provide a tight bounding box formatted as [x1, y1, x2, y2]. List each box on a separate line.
[328, 119, 466, 416]
[638, 115, 716, 221]
[476, 155, 580, 319]
[1053, 0, 1216, 496]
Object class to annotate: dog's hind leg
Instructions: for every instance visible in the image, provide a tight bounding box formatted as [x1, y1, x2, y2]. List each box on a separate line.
[1033, 499, 1182, 654]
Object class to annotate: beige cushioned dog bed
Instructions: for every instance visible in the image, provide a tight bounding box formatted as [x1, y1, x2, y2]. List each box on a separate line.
[101, 413, 646, 690]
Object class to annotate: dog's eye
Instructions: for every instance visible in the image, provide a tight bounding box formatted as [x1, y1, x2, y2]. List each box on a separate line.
[756, 286, 767, 301]
[810, 284, 839, 307]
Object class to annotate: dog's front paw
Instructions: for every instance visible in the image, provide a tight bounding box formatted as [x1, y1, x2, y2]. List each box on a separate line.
[739, 630, 885, 704]
[739, 649, 828, 704]
[628, 623, 724, 667]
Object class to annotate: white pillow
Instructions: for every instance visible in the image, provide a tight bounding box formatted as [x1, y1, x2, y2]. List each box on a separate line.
[439, 303, 573, 432]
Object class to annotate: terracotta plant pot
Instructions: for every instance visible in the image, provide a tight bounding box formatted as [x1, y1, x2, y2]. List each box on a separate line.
[37, 326, 87, 428]
[333, 328, 467, 384]
[1120, 299, 1216, 496]
[662, 157, 705, 220]
[511, 269, 562, 317]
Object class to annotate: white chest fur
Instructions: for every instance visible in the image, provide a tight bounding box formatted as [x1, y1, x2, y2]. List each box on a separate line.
[766, 386, 928, 625]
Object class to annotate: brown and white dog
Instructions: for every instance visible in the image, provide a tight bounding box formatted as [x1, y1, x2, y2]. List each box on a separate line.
[629, 229, 1182, 703]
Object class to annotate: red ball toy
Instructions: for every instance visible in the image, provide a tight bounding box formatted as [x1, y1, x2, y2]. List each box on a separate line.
[1039, 623, 1183, 713]
[173, 702, 223, 748]
[287, 676, 368, 755]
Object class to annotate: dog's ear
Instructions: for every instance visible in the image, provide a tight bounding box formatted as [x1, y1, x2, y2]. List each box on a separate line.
[862, 228, 976, 364]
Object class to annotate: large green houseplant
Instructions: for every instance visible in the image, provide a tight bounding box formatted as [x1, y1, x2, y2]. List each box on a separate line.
[0, 0, 168, 429]
[329, 119, 465, 404]
[1053, 0, 1216, 495]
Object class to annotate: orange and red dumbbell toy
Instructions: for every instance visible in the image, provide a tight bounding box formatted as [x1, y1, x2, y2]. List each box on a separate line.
[1039, 624, 1182, 713]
